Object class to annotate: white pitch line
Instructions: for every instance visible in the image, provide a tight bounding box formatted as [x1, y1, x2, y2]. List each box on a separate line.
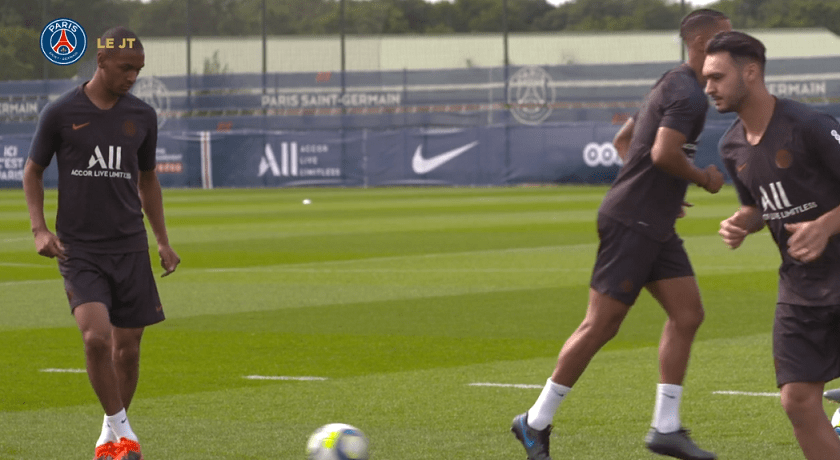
[40, 368, 86, 373]
[208, 267, 587, 274]
[468, 382, 543, 389]
[0, 262, 54, 268]
[243, 375, 328, 381]
[0, 237, 30, 243]
[713, 390, 780, 397]
[0, 279, 56, 287]
[202, 244, 590, 273]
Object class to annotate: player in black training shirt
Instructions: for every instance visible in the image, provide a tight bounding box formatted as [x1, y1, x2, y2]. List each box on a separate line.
[511, 10, 730, 460]
[706, 31, 840, 460]
[23, 27, 179, 460]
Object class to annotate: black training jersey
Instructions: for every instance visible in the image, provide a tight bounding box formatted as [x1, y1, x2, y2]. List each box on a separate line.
[599, 64, 708, 242]
[720, 98, 840, 306]
[29, 84, 157, 254]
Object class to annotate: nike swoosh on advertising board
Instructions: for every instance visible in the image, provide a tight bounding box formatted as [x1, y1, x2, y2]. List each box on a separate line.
[412, 141, 478, 174]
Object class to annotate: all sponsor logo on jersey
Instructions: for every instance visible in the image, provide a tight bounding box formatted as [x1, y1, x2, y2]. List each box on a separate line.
[40, 18, 87, 65]
[508, 66, 555, 126]
[260, 142, 339, 177]
[759, 181, 817, 220]
[583, 142, 622, 167]
[71, 145, 131, 179]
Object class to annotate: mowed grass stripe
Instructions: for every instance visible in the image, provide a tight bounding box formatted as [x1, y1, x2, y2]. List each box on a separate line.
[0, 186, 808, 460]
[0, 333, 803, 459]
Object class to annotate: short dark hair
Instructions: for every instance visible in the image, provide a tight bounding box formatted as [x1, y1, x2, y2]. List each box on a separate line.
[706, 30, 766, 70]
[679, 8, 728, 42]
[98, 26, 143, 54]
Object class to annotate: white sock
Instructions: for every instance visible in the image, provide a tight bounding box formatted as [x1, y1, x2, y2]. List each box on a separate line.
[527, 378, 571, 430]
[96, 414, 117, 446]
[106, 408, 138, 442]
[652, 383, 683, 433]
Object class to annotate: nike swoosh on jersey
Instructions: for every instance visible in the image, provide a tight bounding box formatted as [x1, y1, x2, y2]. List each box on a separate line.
[737, 162, 748, 173]
[412, 141, 478, 175]
[72, 122, 91, 130]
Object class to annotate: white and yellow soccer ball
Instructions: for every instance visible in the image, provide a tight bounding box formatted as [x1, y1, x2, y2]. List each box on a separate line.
[306, 423, 369, 460]
[832, 408, 840, 436]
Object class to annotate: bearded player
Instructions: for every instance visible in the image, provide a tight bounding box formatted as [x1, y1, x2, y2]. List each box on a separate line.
[707, 31, 840, 460]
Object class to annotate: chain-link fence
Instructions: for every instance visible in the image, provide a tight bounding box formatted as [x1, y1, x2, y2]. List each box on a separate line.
[2, 1, 840, 188]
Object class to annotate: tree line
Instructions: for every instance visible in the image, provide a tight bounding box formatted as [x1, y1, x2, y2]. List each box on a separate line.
[1, 0, 839, 80]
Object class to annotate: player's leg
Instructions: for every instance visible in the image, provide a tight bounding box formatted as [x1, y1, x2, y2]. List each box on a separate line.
[60, 252, 127, 459]
[107, 250, 164, 460]
[549, 215, 653, 390]
[112, 326, 145, 410]
[511, 215, 648, 460]
[643, 237, 714, 460]
[74, 302, 124, 416]
[775, 304, 840, 459]
[780, 382, 840, 460]
[110, 249, 163, 412]
[647, 276, 703, 388]
[512, 290, 631, 460]
[74, 302, 129, 459]
[550, 288, 631, 387]
[75, 302, 141, 446]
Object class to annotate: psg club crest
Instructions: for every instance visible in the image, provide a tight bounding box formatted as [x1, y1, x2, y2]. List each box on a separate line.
[40, 18, 87, 65]
[507, 66, 555, 125]
[131, 76, 171, 129]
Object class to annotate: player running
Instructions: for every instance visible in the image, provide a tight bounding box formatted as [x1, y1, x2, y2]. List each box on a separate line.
[511, 9, 731, 460]
[23, 26, 179, 460]
[707, 31, 840, 460]
[510, 9, 730, 460]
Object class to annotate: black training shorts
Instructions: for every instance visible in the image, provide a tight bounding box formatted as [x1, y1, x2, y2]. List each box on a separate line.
[590, 214, 694, 306]
[58, 248, 165, 328]
[773, 303, 840, 387]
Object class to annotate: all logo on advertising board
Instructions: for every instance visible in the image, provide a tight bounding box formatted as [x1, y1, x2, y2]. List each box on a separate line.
[259, 142, 340, 178]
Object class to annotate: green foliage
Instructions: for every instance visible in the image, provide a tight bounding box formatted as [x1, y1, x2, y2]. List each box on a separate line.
[3, 0, 840, 80]
[562, 0, 683, 31]
[0, 26, 79, 80]
[0, 0, 136, 81]
[707, 0, 840, 34]
[202, 49, 228, 74]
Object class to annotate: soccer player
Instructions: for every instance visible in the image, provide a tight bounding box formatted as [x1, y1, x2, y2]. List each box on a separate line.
[23, 27, 179, 460]
[510, 9, 730, 460]
[706, 31, 840, 460]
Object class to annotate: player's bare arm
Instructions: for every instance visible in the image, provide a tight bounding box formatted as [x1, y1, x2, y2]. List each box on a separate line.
[720, 205, 763, 249]
[612, 117, 634, 161]
[651, 126, 724, 193]
[138, 169, 180, 276]
[22, 159, 65, 260]
[784, 203, 840, 263]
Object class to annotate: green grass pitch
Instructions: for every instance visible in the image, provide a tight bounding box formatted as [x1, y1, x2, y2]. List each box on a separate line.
[0, 185, 834, 459]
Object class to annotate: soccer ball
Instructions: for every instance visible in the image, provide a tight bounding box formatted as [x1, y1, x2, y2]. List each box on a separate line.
[306, 423, 369, 460]
[832, 408, 840, 436]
